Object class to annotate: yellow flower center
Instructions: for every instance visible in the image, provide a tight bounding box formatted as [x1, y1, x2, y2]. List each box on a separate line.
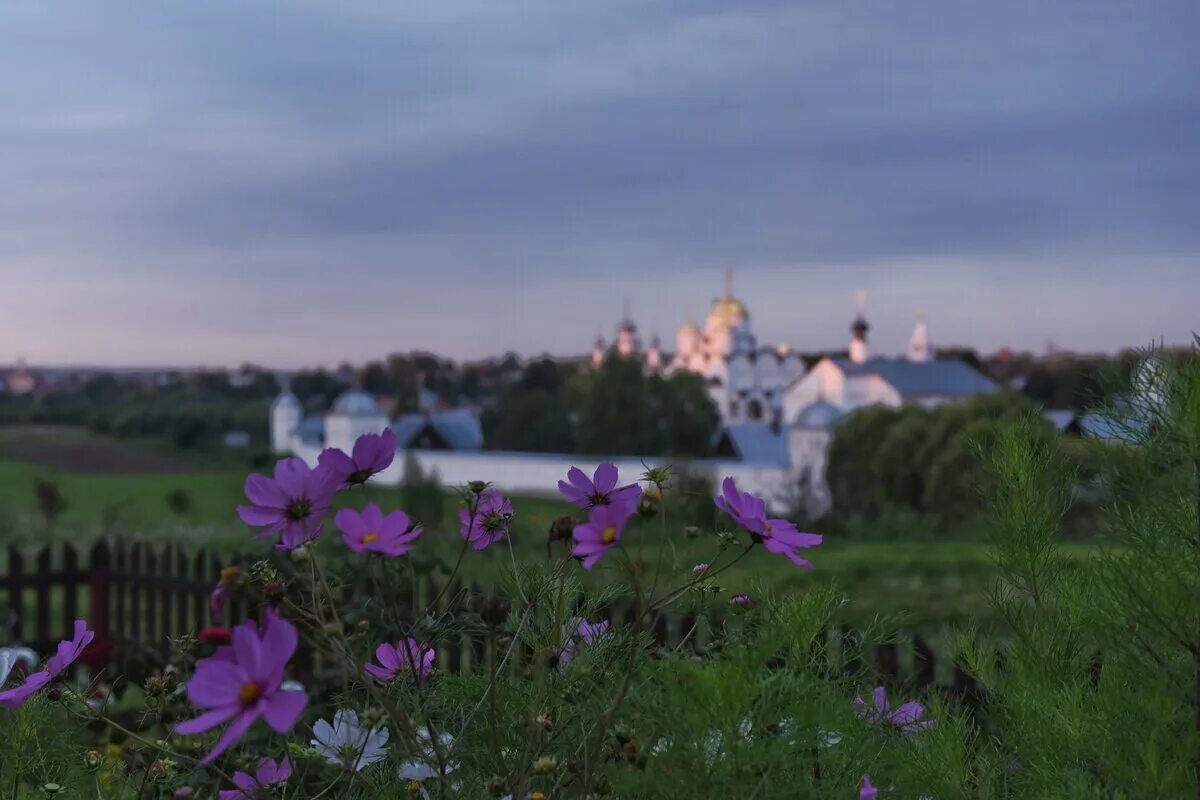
[601, 526, 617, 544]
[238, 682, 263, 705]
[361, 532, 381, 544]
[531, 793, 546, 800]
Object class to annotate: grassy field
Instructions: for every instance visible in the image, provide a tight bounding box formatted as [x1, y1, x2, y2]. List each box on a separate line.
[0, 425, 1105, 634]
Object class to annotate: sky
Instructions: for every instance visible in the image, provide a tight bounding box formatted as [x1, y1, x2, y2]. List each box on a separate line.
[0, 1, 1197, 369]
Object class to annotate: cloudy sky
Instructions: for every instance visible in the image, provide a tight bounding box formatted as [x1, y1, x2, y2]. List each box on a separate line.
[1, 1, 1196, 368]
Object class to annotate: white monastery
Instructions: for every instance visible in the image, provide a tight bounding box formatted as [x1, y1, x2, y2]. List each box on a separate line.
[271, 278, 997, 517]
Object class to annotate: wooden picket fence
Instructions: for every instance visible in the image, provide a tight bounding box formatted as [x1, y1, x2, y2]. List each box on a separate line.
[0, 539, 982, 702]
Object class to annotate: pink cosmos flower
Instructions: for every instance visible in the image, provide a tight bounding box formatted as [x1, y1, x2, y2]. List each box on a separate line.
[854, 686, 933, 735]
[364, 637, 435, 683]
[336, 502, 423, 557]
[692, 563, 709, 576]
[559, 618, 610, 666]
[237, 458, 340, 550]
[318, 428, 397, 487]
[714, 477, 822, 568]
[0, 619, 94, 709]
[557, 463, 641, 510]
[729, 593, 752, 606]
[175, 611, 307, 764]
[571, 503, 635, 570]
[460, 489, 513, 550]
[859, 774, 878, 799]
[218, 756, 292, 800]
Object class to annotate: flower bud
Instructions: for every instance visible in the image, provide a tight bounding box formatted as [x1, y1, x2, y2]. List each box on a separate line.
[467, 480, 489, 495]
[641, 465, 671, 488]
[41, 784, 63, 797]
[536, 714, 554, 732]
[263, 580, 286, 605]
[533, 755, 557, 774]
[83, 750, 102, 770]
[636, 493, 658, 519]
[486, 775, 508, 796]
[478, 595, 511, 627]
[548, 515, 575, 543]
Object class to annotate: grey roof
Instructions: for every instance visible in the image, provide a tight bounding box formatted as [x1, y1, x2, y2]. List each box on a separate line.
[794, 400, 844, 429]
[330, 389, 382, 417]
[297, 415, 325, 445]
[1077, 394, 1152, 443]
[832, 357, 996, 398]
[392, 408, 484, 451]
[1042, 409, 1077, 431]
[717, 422, 789, 466]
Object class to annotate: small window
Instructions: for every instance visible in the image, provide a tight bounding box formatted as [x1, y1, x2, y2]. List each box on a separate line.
[747, 399, 764, 420]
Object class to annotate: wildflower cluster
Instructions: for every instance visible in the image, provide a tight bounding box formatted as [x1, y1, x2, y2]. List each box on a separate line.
[1, 426, 950, 799]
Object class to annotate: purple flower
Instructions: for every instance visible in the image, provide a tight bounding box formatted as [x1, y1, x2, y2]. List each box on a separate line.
[460, 489, 513, 550]
[859, 774, 878, 800]
[237, 458, 340, 550]
[571, 503, 635, 570]
[714, 476, 768, 534]
[729, 593, 752, 606]
[364, 638, 435, 683]
[558, 463, 641, 510]
[0, 619, 94, 709]
[559, 618, 610, 666]
[692, 563, 710, 576]
[714, 477, 822, 568]
[218, 756, 292, 800]
[854, 686, 933, 735]
[336, 502, 423, 557]
[175, 611, 307, 764]
[174, 788, 194, 799]
[318, 428, 397, 487]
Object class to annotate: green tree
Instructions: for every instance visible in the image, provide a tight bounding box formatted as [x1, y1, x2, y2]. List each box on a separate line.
[825, 405, 902, 516]
[572, 355, 717, 456]
[961, 349, 1200, 796]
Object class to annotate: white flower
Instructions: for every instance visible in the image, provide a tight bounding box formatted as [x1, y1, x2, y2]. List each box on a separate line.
[281, 680, 305, 692]
[0, 647, 37, 687]
[820, 729, 843, 748]
[398, 726, 458, 782]
[311, 710, 390, 771]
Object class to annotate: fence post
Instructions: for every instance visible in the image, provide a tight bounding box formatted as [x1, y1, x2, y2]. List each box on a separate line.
[5, 547, 23, 643]
[62, 544, 79, 630]
[129, 543, 143, 642]
[35, 547, 52, 647]
[89, 541, 112, 645]
[913, 633, 936, 688]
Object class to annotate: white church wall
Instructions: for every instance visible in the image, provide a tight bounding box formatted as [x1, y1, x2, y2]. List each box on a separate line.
[281, 444, 798, 516]
[782, 367, 827, 423]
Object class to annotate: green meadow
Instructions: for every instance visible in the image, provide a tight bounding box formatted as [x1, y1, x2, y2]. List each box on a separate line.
[0, 425, 1104, 634]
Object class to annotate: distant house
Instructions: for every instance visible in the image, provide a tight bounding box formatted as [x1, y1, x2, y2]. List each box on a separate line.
[778, 316, 997, 516]
[391, 408, 484, 451]
[270, 385, 483, 460]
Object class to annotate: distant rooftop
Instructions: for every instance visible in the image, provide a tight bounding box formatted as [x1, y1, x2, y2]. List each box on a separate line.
[831, 357, 997, 397]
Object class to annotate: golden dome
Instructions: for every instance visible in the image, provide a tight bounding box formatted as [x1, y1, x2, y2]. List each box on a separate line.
[708, 296, 749, 329]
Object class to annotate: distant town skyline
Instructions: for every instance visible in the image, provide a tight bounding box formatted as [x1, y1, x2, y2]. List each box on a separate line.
[1, 2, 1197, 369]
